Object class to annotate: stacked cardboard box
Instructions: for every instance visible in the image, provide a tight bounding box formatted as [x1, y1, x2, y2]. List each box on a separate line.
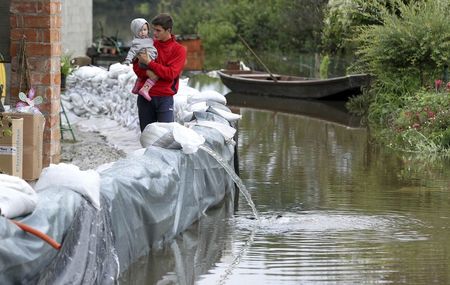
[0, 114, 23, 177]
[3, 112, 45, 180]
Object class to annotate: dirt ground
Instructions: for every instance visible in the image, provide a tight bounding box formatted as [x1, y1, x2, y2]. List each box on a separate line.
[60, 124, 126, 170]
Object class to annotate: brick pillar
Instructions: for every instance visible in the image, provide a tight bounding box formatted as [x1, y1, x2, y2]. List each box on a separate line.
[10, 0, 62, 166]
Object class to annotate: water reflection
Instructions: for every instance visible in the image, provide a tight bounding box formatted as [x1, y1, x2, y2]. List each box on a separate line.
[187, 72, 230, 95]
[226, 92, 362, 128]
[119, 200, 235, 285]
[237, 107, 370, 212]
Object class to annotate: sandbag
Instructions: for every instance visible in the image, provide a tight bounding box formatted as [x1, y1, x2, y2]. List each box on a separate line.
[187, 90, 227, 105]
[140, 122, 205, 154]
[34, 164, 101, 209]
[0, 174, 37, 218]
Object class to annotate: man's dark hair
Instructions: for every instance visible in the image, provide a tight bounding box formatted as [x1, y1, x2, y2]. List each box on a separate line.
[151, 13, 173, 32]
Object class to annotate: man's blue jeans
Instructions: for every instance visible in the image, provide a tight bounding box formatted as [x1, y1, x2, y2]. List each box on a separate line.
[137, 95, 174, 132]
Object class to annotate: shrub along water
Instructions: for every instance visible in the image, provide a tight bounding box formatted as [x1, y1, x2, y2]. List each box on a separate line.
[346, 0, 450, 155]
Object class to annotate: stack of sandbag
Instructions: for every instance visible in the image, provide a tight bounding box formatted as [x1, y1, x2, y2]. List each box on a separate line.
[175, 89, 241, 147]
[62, 63, 140, 130]
[138, 88, 241, 162]
[140, 122, 205, 154]
[61, 64, 241, 140]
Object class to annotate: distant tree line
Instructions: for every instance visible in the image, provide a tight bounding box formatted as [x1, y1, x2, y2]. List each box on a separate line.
[169, 0, 328, 70]
[94, 0, 328, 70]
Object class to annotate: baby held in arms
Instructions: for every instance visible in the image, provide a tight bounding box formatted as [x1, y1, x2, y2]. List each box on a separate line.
[123, 18, 158, 101]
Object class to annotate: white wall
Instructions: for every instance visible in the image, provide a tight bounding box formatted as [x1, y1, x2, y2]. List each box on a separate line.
[61, 0, 93, 58]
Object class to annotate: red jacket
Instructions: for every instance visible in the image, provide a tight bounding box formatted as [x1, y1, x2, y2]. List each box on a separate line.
[133, 35, 186, 96]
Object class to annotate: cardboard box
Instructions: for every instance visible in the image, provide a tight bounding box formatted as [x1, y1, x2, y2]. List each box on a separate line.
[4, 113, 44, 180]
[0, 115, 23, 178]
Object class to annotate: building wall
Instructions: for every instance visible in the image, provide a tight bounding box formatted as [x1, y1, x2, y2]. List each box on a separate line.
[177, 37, 204, 71]
[3, 0, 92, 60]
[10, 0, 63, 166]
[8, 0, 92, 166]
[61, 0, 92, 57]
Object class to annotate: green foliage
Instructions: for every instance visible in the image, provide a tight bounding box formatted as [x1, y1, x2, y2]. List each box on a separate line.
[391, 91, 450, 150]
[441, 128, 450, 148]
[354, 0, 450, 85]
[369, 88, 450, 153]
[94, 0, 333, 71]
[346, 89, 372, 117]
[170, 0, 213, 35]
[321, 0, 383, 55]
[319, 54, 330, 79]
[321, 0, 358, 54]
[268, 0, 328, 52]
[348, 0, 450, 154]
[60, 54, 74, 77]
[167, 0, 328, 70]
[134, 3, 151, 15]
[198, 20, 242, 69]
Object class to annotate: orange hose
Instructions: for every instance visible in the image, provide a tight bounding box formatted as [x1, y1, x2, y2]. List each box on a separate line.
[11, 220, 61, 250]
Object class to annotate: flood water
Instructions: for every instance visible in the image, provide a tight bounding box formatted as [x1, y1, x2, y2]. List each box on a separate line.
[120, 73, 450, 284]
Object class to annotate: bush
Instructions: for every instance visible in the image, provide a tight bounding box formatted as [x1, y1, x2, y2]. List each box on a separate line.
[354, 0, 450, 86]
[351, 0, 450, 154]
[319, 54, 330, 79]
[383, 89, 450, 153]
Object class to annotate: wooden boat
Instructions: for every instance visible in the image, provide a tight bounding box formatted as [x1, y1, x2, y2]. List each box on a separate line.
[217, 70, 371, 99]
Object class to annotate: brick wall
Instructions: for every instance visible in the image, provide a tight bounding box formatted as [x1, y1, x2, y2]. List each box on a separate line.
[178, 37, 204, 71]
[10, 0, 62, 166]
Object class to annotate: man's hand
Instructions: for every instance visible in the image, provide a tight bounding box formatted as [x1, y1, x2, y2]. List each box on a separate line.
[137, 51, 151, 65]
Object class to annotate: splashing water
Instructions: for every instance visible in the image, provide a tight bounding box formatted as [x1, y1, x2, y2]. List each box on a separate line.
[199, 145, 259, 220]
[217, 223, 257, 285]
[199, 145, 260, 284]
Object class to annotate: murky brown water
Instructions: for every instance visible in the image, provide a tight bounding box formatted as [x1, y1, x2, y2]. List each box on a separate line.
[120, 74, 450, 285]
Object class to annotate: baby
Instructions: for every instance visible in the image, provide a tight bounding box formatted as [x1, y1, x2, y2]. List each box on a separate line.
[123, 18, 158, 101]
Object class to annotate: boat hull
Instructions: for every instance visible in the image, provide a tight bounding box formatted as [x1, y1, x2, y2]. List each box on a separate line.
[218, 70, 371, 99]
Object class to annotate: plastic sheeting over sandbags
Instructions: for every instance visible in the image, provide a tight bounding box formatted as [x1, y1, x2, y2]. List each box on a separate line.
[118, 199, 234, 284]
[0, 123, 235, 284]
[0, 189, 119, 284]
[29, 196, 119, 285]
[0, 66, 241, 284]
[100, 126, 235, 273]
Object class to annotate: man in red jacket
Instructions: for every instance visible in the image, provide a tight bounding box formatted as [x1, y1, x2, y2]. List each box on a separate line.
[134, 13, 186, 131]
